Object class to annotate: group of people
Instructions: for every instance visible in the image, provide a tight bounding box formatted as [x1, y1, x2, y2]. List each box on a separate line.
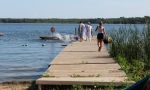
[78, 21, 106, 52]
[78, 21, 93, 42]
[49, 21, 106, 52]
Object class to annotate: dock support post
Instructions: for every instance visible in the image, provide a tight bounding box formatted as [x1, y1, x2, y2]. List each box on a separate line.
[38, 84, 42, 90]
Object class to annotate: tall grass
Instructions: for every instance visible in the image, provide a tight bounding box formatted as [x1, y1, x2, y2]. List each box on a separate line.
[109, 24, 150, 81]
[143, 25, 150, 69]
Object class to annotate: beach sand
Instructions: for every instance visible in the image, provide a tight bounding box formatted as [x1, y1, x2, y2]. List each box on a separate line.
[0, 81, 36, 90]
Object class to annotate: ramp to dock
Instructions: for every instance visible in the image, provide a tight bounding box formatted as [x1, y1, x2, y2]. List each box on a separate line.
[36, 38, 133, 90]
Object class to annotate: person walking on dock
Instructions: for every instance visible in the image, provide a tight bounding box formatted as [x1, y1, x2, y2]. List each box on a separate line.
[95, 21, 106, 51]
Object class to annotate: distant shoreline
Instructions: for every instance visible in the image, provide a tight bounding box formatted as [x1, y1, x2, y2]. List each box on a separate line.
[0, 16, 150, 24]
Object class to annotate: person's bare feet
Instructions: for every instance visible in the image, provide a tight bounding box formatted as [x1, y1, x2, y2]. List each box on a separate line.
[98, 47, 101, 52]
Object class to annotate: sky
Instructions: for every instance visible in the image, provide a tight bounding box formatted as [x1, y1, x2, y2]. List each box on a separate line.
[0, 0, 150, 18]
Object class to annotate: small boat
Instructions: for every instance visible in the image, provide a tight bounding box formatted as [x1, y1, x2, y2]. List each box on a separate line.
[0, 32, 4, 36]
[61, 44, 67, 46]
[40, 32, 63, 40]
[40, 36, 60, 40]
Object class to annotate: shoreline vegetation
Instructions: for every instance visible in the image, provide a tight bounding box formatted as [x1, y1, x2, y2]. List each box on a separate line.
[0, 16, 150, 24]
[109, 24, 150, 82]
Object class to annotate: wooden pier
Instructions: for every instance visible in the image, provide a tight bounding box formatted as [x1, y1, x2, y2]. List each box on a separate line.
[36, 38, 133, 90]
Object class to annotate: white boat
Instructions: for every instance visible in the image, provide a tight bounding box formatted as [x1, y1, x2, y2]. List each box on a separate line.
[40, 32, 63, 40]
[40, 33, 78, 41]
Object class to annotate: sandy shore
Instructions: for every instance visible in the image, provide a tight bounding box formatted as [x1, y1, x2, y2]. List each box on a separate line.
[0, 81, 36, 90]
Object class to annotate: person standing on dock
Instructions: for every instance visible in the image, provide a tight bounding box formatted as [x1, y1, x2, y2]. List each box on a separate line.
[86, 22, 93, 42]
[95, 21, 106, 52]
[78, 21, 86, 42]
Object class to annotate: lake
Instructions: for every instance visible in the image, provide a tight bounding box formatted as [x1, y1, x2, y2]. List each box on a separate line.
[0, 23, 145, 83]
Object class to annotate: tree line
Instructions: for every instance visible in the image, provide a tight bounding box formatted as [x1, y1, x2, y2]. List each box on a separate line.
[0, 16, 150, 24]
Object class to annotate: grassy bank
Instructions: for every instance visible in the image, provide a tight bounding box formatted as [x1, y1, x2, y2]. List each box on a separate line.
[109, 24, 150, 81]
[0, 81, 37, 90]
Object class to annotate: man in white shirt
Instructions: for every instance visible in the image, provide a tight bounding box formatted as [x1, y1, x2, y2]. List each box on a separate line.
[86, 22, 93, 42]
[78, 21, 86, 42]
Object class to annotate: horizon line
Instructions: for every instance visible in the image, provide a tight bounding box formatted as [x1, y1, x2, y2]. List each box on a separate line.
[0, 16, 149, 19]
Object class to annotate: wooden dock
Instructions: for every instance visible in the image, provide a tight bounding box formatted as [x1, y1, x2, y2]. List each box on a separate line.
[36, 38, 133, 90]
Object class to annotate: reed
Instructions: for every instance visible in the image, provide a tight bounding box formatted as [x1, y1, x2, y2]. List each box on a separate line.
[109, 24, 150, 81]
[143, 25, 150, 69]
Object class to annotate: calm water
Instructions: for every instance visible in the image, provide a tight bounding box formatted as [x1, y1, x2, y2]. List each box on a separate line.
[0, 23, 145, 82]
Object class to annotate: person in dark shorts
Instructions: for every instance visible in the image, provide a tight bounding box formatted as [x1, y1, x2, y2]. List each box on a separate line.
[97, 33, 104, 40]
[95, 21, 106, 51]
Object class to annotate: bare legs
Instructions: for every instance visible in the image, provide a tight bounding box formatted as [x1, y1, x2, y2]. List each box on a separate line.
[80, 37, 83, 42]
[97, 39, 103, 52]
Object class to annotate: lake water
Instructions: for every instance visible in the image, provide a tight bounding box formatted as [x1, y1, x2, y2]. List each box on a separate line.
[0, 23, 145, 83]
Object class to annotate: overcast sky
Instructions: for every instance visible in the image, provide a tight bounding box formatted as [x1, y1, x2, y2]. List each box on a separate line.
[0, 0, 150, 18]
